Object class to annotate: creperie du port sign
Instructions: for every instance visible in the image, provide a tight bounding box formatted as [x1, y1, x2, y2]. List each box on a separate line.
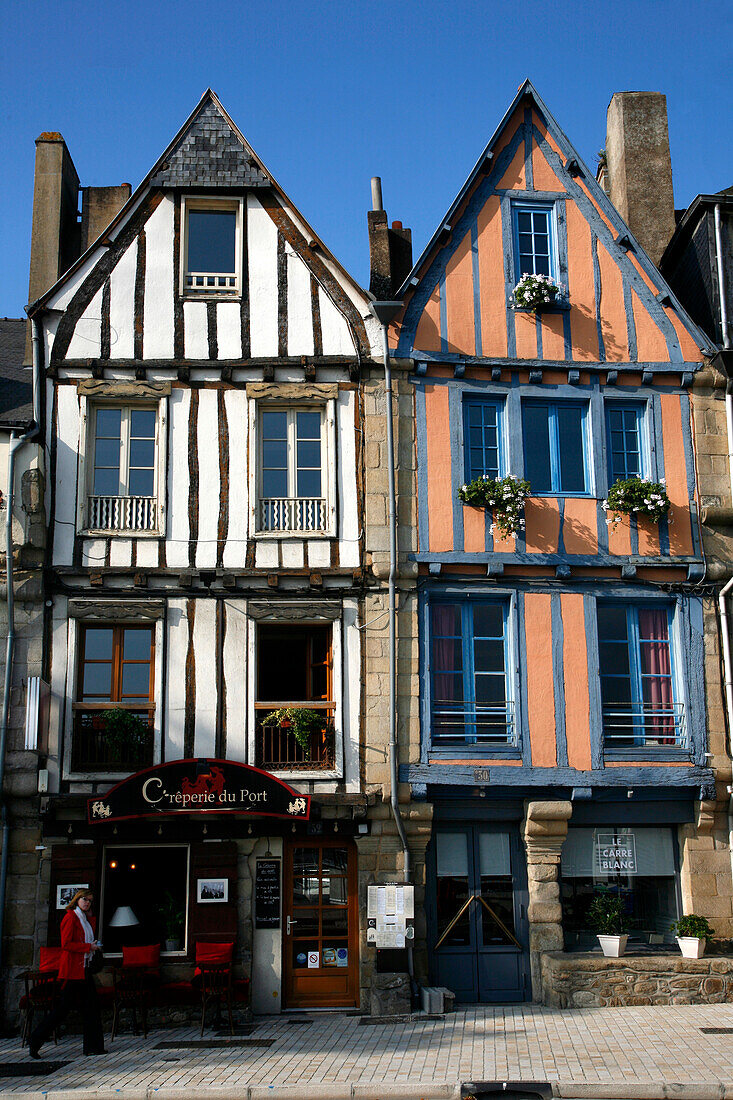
[595, 832, 637, 875]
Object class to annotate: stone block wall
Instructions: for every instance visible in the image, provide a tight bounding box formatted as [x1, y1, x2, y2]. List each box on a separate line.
[541, 950, 733, 1007]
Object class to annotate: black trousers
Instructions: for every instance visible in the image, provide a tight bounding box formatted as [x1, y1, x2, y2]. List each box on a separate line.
[29, 973, 104, 1055]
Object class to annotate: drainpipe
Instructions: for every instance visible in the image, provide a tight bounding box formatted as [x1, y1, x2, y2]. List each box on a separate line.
[0, 315, 41, 967]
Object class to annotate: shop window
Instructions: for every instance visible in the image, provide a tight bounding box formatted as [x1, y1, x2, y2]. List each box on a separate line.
[182, 198, 242, 294]
[598, 603, 685, 750]
[255, 622, 335, 771]
[86, 405, 159, 532]
[430, 601, 515, 747]
[463, 399, 504, 481]
[101, 845, 189, 955]
[522, 401, 589, 494]
[512, 202, 557, 280]
[73, 624, 155, 772]
[561, 826, 679, 949]
[257, 407, 331, 534]
[606, 402, 647, 484]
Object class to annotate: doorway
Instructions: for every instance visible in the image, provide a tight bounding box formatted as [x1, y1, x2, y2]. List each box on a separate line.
[427, 825, 530, 1002]
[282, 839, 359, 1007]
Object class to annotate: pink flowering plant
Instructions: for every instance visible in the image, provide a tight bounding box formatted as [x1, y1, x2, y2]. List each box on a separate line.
[602, 476, 671, 526]
[512, 272, 565, 312]
[458, 474, 530, 538]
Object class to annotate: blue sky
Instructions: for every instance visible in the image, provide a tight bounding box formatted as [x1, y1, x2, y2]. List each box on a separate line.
[2, 0, 731, 316]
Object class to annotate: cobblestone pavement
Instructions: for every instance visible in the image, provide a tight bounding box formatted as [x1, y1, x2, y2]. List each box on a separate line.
[1, 1004, 733, 1097]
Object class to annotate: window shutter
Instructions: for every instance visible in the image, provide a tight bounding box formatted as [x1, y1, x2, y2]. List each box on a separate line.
[188, 841, 239, 956]
[48, 844, 100, 946]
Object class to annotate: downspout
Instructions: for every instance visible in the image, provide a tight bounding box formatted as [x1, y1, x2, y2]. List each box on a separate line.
[0, 315, 41, 967]
[712, 202, 733, 891]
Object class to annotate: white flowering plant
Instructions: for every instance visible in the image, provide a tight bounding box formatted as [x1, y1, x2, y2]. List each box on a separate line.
[457, 474, 531, 538]
[511, 272, 565, 312]
[602, 476, 671, 526]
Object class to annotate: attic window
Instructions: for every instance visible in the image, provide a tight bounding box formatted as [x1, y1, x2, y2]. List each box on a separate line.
[182, 197, 242, 295]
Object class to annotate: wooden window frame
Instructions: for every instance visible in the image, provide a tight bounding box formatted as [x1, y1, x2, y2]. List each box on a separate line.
[180, 196, 244, 299]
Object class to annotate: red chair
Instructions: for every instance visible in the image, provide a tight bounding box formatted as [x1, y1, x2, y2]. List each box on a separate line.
[111, 944, 161, 1041]
[194, 942, 234, 1036]
[19, 947, 63, 1046]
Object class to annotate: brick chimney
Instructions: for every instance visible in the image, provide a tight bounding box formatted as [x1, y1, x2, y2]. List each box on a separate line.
[368, 177, 412, 300]
[80, 184, 131, 251]
[604, 92, 676, 266]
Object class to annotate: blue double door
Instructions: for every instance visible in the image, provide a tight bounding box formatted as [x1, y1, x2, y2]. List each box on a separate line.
[428, 824, 530, 1003]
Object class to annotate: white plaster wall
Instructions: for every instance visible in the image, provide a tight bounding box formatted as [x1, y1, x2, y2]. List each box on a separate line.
[44, 314, 60, 365]
[165, 599, 188, 760]
[280, 541, 304, 569]
[196, 389, 220, 569]
[183, 301, 208, 360]
[217, 302, 241, 360]
[53, 387, 80, 565]
[319, 287, 355, 356]
[0, 435, 40, 548]
[247, 196, 278, 358]
[222, 389, 248, 570]
[254, 541, 278, 569]
[66, 284, 103, 359]
[46, 251, 103, 313]
[109, 239, 137, 359]
[166, 388, 191, 569]
[136, 539, 158, 568]
[143, 197, 175, 358]
[223, 598, 247, 762]
[81, 538, 106, 568]
[286, 247, 314, 356]
[109, 539, 132, 567]
[193, 598, 218, 757]
[337, 390, 359, 568]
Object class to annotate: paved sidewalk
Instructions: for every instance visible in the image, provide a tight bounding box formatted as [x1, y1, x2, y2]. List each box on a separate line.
[1, 1004, 733, 1098]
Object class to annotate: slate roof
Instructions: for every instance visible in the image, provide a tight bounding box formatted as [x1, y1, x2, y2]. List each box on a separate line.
[0, 319, 33, 427]
[150, 98, 270, 189]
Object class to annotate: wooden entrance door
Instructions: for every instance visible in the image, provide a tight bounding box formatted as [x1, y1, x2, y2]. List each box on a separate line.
[283, 839, 359, 1007]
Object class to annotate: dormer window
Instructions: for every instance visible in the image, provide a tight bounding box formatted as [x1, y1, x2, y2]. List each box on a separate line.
[181, 198, 243, 295]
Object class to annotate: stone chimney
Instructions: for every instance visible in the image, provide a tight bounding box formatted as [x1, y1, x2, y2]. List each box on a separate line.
[604, 92, 676, 267]
[80, 184, 131, 252]
[368, 176, 412, 300]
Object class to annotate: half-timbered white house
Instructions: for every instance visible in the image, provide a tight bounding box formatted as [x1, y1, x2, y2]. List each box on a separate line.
[28, 90, 386, 1012]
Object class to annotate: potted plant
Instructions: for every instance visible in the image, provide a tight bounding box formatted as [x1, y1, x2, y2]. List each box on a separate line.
[457, 474, 530, 539]
[671, 914, 714, 958]
[103, 707, 151, 764]
[261, 707, 329, 760]
[588, 887, 630, 957]
[157, 891, 185, 952]
[602, 476, 671, 527]
[511, 272, 565, 312]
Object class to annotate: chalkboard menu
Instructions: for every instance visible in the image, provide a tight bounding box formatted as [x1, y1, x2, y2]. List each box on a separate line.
[255, 859, 281, 928]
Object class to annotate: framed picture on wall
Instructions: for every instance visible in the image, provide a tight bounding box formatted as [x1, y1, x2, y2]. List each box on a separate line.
[56, 884, 90, 910]
[197, 878, 228, 904]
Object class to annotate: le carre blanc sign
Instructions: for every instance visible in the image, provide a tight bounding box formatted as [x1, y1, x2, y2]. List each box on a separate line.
[87, 759, 311, 825]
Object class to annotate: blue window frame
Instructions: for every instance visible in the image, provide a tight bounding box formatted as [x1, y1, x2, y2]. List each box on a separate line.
[430, 601, 515, 746]
[522, 401, 589, 494]
[463, 399, 504, 481]
[606, 402, 646, 484]
[512, 202, 556, 280]
[597, 603, 685, 749]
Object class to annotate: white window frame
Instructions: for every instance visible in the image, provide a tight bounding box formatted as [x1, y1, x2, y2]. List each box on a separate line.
[249, 398, 337, 539]
[78, 396, 167, 537]
[180, 196, 244, 298]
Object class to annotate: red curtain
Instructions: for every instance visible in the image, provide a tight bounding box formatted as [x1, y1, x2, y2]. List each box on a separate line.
[638, 608, 674, 743]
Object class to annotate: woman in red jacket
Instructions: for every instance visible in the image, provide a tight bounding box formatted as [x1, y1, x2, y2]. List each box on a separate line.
[29, 889, 106, 1058]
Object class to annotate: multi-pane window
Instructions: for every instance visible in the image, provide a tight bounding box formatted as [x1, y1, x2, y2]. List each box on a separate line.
[74, 625, 155, 772]
[597, 604, 683, 748]
[430, 601, 513, 745]
[258, 408, 326, 533]
[464, 400, 503, 481]
[606, 403, 645, 483]
[183, 200, 241, 294]
[88, 406, 157, 532]
[512, 203, 555, 279]
[522, 401, 588, 494]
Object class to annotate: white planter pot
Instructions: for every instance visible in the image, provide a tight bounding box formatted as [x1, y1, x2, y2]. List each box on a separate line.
[597, 934, 628, 957]
[676, 936, 706, 959]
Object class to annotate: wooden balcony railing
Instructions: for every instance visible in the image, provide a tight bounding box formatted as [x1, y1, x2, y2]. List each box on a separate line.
[184, 271, 237, 292]
[254, 703, 335, 771]
[258, 497, 327, 534]
[71, 705, 154, 772]
[87, 495, 157, 532]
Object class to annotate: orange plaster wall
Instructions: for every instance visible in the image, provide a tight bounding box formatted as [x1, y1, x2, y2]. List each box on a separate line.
[561, 594, 592, 770]
[607, 514, 632, 556]
[565, 201, 599, 362]
[632, 291, 668, 362]
[563, 497, 598, 555]
[496, 142, 526, 191]
[524, 593, 556, 767]
[463, 504, 486, 553]
[668, 309, 703, 363]
[596, 241, 630, 362]
[606, 760, 687, 768]
[637, 516, 661, 556]
[524, 497, 560, 553]
[531, 133, 566, 192]
[424, 385, 453, 552]
[660, 394, 694, 555]
[445, 231, 476, 355]
[493, 529, 516, 553]
[515, 309, 538, 360]
[415, 283, 442, 353]
[431, 758, 523, 766]
[477, 196, 508, 358]
[541, 312, 566, 361]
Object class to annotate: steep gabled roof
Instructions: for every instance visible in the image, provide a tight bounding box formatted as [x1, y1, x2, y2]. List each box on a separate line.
[0, 319, 33, 426]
